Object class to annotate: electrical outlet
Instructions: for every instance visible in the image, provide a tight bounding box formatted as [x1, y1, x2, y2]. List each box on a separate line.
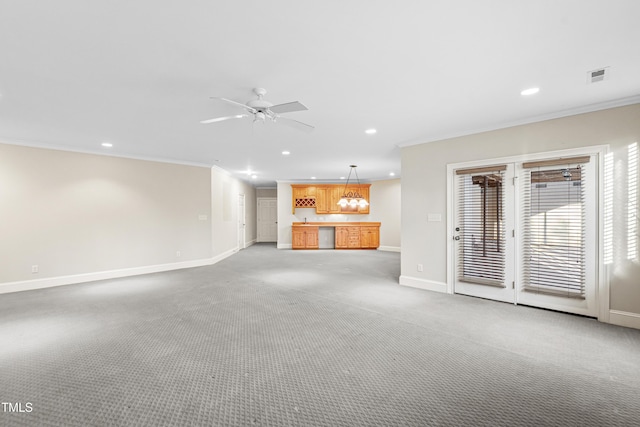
[31, 265, 39, 274]
[176, 251, 181, 258]
[417, 264, 423, 272]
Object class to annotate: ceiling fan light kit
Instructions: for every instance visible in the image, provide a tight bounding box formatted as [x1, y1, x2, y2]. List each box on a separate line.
[338, 165, 369, 208]
[201, 88, 314, 132]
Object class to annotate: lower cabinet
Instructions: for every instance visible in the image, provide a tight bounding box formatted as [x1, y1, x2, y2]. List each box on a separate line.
[334, 225, 379, 249]
[292, 226, 319, 249]
[347, 227, 361, 248]
[360, 226, 380, 248]
[335, 227, 349, 249]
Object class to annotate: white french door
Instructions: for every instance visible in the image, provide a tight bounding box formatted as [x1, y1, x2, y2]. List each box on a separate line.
[451, 152, 599, 317]
[453, 164, 516, 303]
[515, 156, 598, 317]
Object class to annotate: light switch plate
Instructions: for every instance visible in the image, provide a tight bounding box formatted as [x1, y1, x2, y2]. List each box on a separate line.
[427, 213, 442, 222]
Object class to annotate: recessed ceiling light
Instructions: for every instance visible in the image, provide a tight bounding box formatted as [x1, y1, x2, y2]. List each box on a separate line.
[282, 151, 290, 155]
[365, 129, 377, 135]
[251, 175, 257, 179]
[389, 172, 395, 176]
[521, 87, 540, 96]
[340, 176, 346, 180]
[101, 142, 113, 148]
[310, 177, 316, 180]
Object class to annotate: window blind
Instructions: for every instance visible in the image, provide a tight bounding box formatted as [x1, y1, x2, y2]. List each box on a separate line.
[521, 161, 587, 298]
[457, 169, 506, 287]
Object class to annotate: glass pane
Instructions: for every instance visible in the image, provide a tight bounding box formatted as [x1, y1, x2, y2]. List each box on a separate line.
[458, 172, 506, 287]
[524, 167, 585, 296]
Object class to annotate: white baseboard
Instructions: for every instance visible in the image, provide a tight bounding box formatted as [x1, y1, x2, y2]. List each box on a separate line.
[608, 310, 640, 330]
[0, 250, 238, 295]
[399, 275, 448, 293]
[378, 246, 401, 252]
[210, 248, 237, 264]
[277, 243, 292, 249]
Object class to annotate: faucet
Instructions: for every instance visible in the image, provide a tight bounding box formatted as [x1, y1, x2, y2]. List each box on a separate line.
[304, 217, 307, 224]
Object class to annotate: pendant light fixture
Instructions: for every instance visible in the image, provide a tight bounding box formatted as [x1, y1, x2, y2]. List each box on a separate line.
[337, 165, 369, 209]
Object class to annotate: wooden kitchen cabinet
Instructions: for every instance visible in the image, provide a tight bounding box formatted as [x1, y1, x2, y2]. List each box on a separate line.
[335, 226, 349, 248]
[291, 185, 317, 213]
[328, 186, 343, 213]
[360, 226, 380, 248]
[347, 226, 361, 248]
[292, 184, 370, 214]
[316, 186, 343, 214]
[292, 185, 316, 199]
[315, 187, 329, 214]
[298, 222, 380, 250]
[292, 225, 319, 249]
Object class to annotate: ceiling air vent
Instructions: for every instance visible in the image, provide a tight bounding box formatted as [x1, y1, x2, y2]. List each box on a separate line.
[587, 66, 610, 83]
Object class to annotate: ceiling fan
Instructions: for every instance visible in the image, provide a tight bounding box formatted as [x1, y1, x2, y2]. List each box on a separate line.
[201, 88, 314, 132]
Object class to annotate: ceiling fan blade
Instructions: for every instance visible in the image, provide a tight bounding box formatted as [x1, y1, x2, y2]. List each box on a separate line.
[200, 114, 248, 124]
[276, 116, 314, 133]
[269, 101, 308, 114]
[210, 97, 257, 114]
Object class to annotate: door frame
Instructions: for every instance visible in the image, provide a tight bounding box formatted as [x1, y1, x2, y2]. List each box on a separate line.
[238, 193, 246, 250]
[446, 145, 609, 322]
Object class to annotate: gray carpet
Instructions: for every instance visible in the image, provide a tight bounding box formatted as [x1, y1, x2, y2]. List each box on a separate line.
[1, 243, 639, 426]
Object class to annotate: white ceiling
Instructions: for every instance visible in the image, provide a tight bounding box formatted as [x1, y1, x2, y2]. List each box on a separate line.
[1, 1, 639, 187]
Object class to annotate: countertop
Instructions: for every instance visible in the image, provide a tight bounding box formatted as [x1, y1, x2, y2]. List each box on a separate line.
[292, 222, 381, 227]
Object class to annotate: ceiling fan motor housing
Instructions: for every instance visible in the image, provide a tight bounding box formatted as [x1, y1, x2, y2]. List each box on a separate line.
[247, 99, 273, 111]
[248, 88, 272, 112]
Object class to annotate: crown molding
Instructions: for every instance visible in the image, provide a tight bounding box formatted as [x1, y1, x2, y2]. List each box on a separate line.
[398, 95, 640, 148]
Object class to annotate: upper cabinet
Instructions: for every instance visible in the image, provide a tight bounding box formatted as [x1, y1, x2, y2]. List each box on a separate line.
[292, 186, 316, 199]
[292, 184, 370, 214]
[291, 185, 317, 212]
[315, 186, 342, 214]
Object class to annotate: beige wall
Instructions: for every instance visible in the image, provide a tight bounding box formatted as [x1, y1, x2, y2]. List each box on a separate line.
[277, 179, 401, 250]
[0, 144, 257, 291]
[211, 166, 256, 256]
[400, 104, 640, 319]
[369, 179, 401, 250]
[256, 188, 277, 198]
[0, 144, 212, 284]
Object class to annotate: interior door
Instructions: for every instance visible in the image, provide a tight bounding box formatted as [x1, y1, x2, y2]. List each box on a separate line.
[257, 198, 278, 242]
[453, 164, 516, 303]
